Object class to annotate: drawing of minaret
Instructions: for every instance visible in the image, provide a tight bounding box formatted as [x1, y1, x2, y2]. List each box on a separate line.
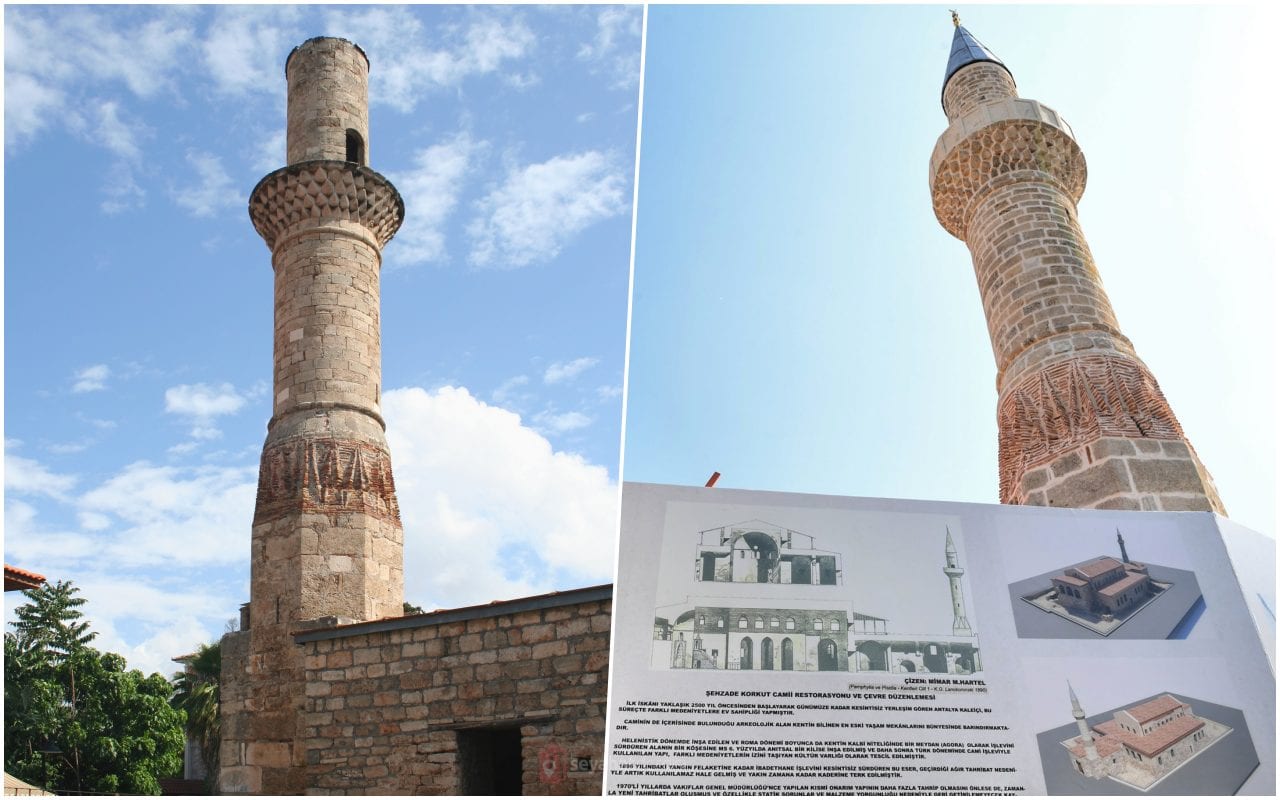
[928, 16, 1224, 513]
[1117, 529, 1130, 564]
[1069, 683, 1100, 764]
[943, 528, 972, 636]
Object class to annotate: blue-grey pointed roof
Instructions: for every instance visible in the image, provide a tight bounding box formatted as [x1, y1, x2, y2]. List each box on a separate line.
[943, 24, 1013, 96]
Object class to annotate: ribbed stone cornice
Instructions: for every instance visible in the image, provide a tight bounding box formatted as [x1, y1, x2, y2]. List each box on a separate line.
[249, 160, 404, 250]
[929, 98, 1086, 239]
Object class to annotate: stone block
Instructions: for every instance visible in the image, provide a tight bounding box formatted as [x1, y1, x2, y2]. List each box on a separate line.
[1089, 437, 1135, 459]
[1049, 450, 1083, 478]
[1128, 457, 1208, 495]
[1094, 496, 1141, 511]
[1157, 494, 1216, 512]
[247, 742, 293, 769]
[1043, 458, 1132, 508]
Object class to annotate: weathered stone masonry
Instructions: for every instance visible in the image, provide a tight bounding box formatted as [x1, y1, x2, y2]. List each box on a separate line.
[928, 24, 1225, 513]
[222, 37, 406, 796]
[296, 586, 611, 795]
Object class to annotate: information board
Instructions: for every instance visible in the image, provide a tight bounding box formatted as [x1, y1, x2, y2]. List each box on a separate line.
[605, 483, 1275, 795]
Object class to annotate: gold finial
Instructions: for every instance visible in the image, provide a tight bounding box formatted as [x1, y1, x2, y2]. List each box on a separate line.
[950, 10, 961, 28]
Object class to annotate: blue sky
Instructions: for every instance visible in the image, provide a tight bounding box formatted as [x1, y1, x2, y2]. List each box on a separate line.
[4, 4, 641, 675]
[624, 6, 1275, 538]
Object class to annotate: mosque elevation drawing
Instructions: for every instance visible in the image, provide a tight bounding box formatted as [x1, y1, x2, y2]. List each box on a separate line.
[1012, 530, 1203, 639]
[651, 520, 980, 675]
[1056, 686, 1232, 792]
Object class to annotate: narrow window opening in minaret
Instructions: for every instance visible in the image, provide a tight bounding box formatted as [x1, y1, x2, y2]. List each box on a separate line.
[346, 129, 365, 165]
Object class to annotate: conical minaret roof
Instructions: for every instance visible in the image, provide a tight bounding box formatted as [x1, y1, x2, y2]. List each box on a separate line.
[942, 21, 1014, 102]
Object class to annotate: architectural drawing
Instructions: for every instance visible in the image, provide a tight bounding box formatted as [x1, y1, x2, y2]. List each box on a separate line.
[653, 521, 980, 675]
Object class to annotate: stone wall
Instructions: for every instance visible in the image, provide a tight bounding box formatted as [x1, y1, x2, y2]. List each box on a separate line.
[296, 585, 612, 795]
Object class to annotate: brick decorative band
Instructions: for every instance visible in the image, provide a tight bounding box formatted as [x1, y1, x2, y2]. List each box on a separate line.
[997, 355, 1184, 501]
[253, 437, 401, 525]
[931, 118, 1085, 239]
[249, 160, 404, 250]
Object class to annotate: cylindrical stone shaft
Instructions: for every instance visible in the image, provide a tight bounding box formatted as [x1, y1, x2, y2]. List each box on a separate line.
[930, 28, 1224, 514]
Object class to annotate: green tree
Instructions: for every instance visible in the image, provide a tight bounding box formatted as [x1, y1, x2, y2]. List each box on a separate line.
[4, 581, 186, 795]
[170, 641, 221, 791]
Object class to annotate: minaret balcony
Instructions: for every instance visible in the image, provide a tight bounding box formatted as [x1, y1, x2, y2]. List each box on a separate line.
[929, 98, 1086, 239]
[249, 159, 404, 251]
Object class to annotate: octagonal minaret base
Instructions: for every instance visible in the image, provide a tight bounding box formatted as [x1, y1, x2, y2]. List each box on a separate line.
[929, 25, 1224, 514]
[220, 37, 405, 796]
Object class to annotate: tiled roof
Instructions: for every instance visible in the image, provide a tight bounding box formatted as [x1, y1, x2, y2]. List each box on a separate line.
[4, 564, 47, 592]
[1094, 715, 1204, 758]
[1124, 694, 1187, 725]
[1067, 731, 1125, 760]
[1073, 557, 1123, 579]
[1097, 572, 1147, 598]
[1053, 573, 1088, 587]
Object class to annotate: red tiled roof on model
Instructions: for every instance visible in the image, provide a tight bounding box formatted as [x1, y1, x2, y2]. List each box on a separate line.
[1123, 694, 1187, 725]
[1093, 715, 1204, 759]
[1054, 573, 1088, 587]
[1097, 572, 1148, 598]
[1072, 557, 1123, 579]
[4, 564, 46, 592]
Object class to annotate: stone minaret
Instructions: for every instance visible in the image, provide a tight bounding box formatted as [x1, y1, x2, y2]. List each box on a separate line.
[943, 528, 972, 636]
[234, 37, 405, 794]
[1116, 529, 1130, 564]
[1068, 683, 1100, 764]
[928, 19, 1225, 514]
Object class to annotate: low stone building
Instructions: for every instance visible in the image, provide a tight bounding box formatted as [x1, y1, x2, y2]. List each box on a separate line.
[222, 585, 610, 794]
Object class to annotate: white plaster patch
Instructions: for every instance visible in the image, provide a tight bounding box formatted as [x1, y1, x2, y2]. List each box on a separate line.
[289, 328, 305, 342]
[276, 388, 289, 406]
[329, 555, 354, 573]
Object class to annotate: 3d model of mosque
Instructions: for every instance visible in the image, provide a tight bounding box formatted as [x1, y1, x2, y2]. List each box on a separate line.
[1021, 531, 1172, 635]
[652, 521, 980, 675]
[1060, 686, 1230, 791]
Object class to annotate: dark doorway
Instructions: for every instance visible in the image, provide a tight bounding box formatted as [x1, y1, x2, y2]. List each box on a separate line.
[457, 727, 522, 795]
[781, 638, 794, 670]
[818, 638, 839, 671]
[761, 637, 774, 670]
[739, 637, 753, 670]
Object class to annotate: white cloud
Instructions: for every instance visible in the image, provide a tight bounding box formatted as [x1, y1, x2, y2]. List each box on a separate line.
[4, 452, 77, 500]
[384, 386, 617, 610]
[3, 7, 195, 151]
[577, 6, 643, 91]
[100, 161, 146, 215]
[72, 364, 110, 393]
[491, 374, 531, 407]
[533, 410, 593, 435]
[468, 150, 629, 268]
[544, 356, 599, 384]
[172, 150, 241, 218]
[47, 441, 92, 455]
[94, 100, 144, 161]
[253, 128, 286, 172]
[323, 7, 535, 112]
[202, 6, 300, 97]
[4, 72, 65, 148]
[165, 382, 247, 418]
[77, 461, 257, 568]
[596, 384, 623, 400]
[388, 132, 481, 266]
[165, 382, 248, 440]
[78, 511, 111, 531]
